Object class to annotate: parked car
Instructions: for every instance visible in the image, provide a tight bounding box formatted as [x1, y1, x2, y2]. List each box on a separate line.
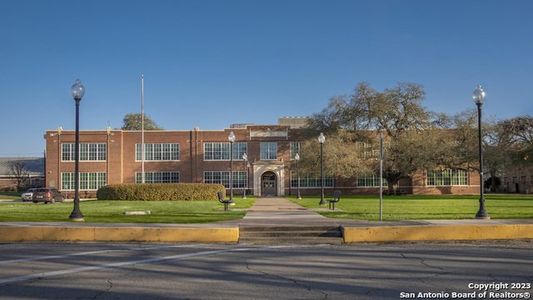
[32, 188, 64, 204]
[21, 188, 37, 202]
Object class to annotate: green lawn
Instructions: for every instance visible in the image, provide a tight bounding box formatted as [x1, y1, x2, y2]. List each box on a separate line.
[0, 198, 255, 223]
[0, 192, 22, 200]
[290, 194, 533, 220]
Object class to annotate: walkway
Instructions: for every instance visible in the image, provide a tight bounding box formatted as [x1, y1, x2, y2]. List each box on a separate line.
[239, 197, 328, 226]
[237, 197, 429, 227]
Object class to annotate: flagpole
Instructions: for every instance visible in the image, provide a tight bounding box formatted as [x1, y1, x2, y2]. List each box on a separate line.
[141, 74, 145, 184]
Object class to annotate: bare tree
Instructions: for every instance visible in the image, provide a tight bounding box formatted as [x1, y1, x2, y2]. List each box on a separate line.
[10, 161, 29, 192]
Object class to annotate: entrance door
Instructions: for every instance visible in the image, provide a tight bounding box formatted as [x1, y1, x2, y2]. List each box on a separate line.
[261, 172, 277, 196]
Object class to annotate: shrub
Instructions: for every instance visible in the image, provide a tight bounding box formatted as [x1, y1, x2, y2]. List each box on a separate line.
[97, 183, 226, 201]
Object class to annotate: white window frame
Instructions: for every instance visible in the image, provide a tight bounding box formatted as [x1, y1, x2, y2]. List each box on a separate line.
[355, 142, 380, 159]
[426, 169, 469, 186]
[203, 142, 247, 161]
[290, 142, 300, 160]
[61, 172, 107, 191]
[289, 171, 334, 188]
[135, 171, 180, 184]
[203, 171, 248, 188]
[356, 174, 388, 188]
[61, 143, 107, 162]
[135, 143, 180, 161]
[260, 142, 277, 160]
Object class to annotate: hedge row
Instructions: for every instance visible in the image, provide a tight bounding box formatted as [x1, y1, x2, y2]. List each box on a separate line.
[96, 183, 226, 201]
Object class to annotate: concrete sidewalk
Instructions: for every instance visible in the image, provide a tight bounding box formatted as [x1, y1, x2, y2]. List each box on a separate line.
[236, 197, 431, 227]
[239, 197, 328, 226]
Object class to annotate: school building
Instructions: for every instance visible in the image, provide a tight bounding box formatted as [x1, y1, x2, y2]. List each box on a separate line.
[44, 117, 480, 197]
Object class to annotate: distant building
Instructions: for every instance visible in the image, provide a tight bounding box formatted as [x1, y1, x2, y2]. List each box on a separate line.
[44, 117, 480, 197]
[0, 157, 45, 190]
[502, 164, 533, 194]
[277, 116, 309, 129]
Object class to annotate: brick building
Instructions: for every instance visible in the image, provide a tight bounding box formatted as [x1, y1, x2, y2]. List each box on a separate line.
[0, 157, 45, 191]
[44, 118, 479, 197]
[502, 164, 533, 194]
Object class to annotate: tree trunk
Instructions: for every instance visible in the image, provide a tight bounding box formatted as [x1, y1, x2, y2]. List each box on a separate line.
[490, 171, 496, 193]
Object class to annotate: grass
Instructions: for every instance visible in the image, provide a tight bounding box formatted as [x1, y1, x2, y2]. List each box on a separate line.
[290, 194, 533, 221]
[0, 198, 255, 223]
[0, 192, 22, 200]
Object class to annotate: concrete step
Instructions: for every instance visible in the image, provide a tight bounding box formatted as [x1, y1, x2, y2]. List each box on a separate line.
[240, 226, 341, 232]
[240, 231, 342, 238]
[238, 225, 343, 244]
[239, 236, 343, 245]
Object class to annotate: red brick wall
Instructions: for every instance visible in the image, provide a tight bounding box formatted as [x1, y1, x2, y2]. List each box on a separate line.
[45, 130, 113, 189]
[44, 127, 481, 196]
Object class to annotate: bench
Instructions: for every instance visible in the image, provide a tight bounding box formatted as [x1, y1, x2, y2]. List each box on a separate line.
[217, 191, 234, 211]
[326, 190, 341, 210]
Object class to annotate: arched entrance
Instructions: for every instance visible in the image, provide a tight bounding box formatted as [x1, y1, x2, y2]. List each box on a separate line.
[261, 171, 277, 196]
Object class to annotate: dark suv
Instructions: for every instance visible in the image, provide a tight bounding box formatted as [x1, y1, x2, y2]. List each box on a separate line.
[32, 188, 64, 204]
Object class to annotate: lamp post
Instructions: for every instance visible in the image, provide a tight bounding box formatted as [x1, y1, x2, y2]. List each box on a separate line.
[473, 85, 490, 219]
[69, 79, 85, 222]
[247, 162, 251, 196]
[242, 153, 248, 199]
[379, 131, 384, 222]
[228, 131, 236, 201]
[318, 132, 326, 205]
[295, 153, 301, 200]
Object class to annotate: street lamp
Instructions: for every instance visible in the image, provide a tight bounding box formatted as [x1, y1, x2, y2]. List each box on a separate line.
[318, 132, 326, 205]
[473, 85, 490, 219]
[379, 131, 384, 222]
[242, 152, 248, 199]
[228, 131, 236, 202]
[295, 153, 301, 200]
[69, 79, 85, 222]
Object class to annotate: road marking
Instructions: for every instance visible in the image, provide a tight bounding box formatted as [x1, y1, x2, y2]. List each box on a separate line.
[0, 248, 252, 286]
[0, 244, 213, 266]
[0, 245, 306, 286]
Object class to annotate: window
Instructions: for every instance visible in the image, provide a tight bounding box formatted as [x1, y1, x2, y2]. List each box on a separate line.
[62, 144, 73, 161]
[355, 142, 379, 159]
[61, 172, 107, 191]
[204, 171, 247, 188]
[356, 174, 387, 187]
[426, 169, 468, 186]
[61, 172, 74, 190]
[290, 171, 334, 188]
[290, 142, 300, 160]
[136, 143, 179, 161]
[260, 142, 277, 160]
[61, 143, 106, 161]
[135, 172, 180, 184]
[203, 142, 247, 160]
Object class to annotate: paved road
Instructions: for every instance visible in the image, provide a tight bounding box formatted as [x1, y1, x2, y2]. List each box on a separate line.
[0, 241, 532, 299]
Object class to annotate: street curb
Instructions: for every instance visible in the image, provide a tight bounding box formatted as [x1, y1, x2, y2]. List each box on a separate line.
[0, 226, 239, 243]
[342, 224, 533, 243]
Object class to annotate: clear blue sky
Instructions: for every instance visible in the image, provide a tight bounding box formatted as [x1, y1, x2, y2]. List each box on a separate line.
[1, 0, 532, 156]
